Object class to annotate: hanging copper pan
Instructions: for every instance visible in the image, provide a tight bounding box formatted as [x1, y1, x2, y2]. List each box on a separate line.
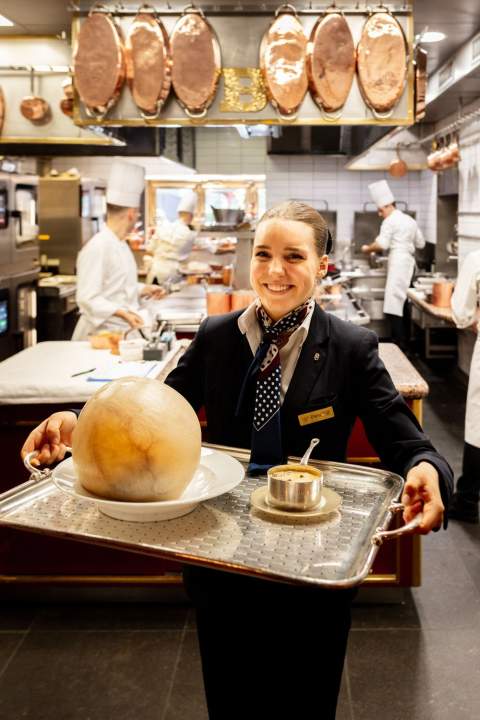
[59, 78, 74, 117]
[170, 6, 221, 119]
[73, 5, 125, 120]
[20, 69, 51, 125]
[125, 6, 172, 119]
[307, 11, 355, 119]
[389, 144, 408, 177]
[260, 4, 308, 120]
[357, 11, 407, 119]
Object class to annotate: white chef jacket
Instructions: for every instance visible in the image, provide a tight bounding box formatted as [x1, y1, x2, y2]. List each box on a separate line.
[451, 249, 480, 448]
[146, 218, 196, 284]
[375, 209, 425, 317]
[238, 300, 315, 402]
[72, 226, 144, 340]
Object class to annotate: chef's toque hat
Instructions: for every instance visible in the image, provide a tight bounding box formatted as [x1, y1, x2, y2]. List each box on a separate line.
[368, 180, 395, 209]
[106, 159, 145, 208]
[177, 189, 197, 215]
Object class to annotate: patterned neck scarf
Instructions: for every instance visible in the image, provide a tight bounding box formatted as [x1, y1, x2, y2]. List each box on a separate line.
[239, 297, 315, 474]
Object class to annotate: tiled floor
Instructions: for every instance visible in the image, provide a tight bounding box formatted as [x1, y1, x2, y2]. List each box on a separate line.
[1, 359, 479, 719]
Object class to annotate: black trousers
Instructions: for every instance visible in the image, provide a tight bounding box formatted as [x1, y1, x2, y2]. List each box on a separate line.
[183, 565, 357, 720]
[385, 301, 410, 352]
[456, 441, 480, 502]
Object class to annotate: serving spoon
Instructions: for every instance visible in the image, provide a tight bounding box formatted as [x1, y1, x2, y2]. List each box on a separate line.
[300, 438, 319, 465]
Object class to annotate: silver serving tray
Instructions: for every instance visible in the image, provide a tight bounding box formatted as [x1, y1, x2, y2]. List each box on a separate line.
[0, 445, 419, 588]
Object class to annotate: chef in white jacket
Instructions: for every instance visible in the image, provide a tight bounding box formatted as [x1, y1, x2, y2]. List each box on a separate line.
[449, 250, 480, 523]
[362, 180, 425, 348]
[145, 189, 197, 285]
[72, 160, 164, 340]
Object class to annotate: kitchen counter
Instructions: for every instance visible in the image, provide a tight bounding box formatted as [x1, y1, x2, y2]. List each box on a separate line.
[0, 340, 189, 405]
[378, 343, 428, 399]
[407, 289, 454, 323]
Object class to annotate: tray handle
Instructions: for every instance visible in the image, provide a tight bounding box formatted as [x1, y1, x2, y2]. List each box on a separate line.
[23, 449, 72, 482]
[371, 502, 423, 546]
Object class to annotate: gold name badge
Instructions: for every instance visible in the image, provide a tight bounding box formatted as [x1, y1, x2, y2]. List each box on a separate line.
[298, 407, 335, 427]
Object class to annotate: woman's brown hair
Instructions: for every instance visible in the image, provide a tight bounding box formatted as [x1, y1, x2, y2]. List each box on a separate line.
[257, 201, 332, 255]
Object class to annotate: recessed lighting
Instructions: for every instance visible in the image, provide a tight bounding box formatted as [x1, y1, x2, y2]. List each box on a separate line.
[0, 14, 14, 27]
[420, 31, 447, 43]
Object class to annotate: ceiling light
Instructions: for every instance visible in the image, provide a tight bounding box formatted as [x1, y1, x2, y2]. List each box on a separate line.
[0, 14, 14, 27]
[419, 31, 447, 43]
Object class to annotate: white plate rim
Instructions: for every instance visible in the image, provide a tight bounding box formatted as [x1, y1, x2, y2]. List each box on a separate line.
[52, 447, 245, 511]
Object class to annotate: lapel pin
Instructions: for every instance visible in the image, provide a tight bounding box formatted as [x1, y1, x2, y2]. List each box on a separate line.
[314, 352, 320, 361]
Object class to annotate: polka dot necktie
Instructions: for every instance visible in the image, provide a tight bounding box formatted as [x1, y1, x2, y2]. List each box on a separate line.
[240, 298, 315, 475]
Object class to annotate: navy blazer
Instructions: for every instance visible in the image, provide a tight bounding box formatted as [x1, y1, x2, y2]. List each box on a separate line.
[165, 304, 453, 515]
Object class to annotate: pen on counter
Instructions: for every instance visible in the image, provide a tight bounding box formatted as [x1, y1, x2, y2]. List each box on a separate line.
[71, 367, 96, 377]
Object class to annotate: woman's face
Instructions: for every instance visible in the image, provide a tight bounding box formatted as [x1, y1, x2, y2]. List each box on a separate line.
[250, 218, 328, 321]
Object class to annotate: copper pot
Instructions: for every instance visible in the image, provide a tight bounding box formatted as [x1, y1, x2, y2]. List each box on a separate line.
[431, 281, 454, 308]
[389, 145, 407, 178]
[20, 70, 51, 124]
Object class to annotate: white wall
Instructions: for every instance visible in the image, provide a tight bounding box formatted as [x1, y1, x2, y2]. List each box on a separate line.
[458, 112, 480, 264]
[194, 128, 437, 244]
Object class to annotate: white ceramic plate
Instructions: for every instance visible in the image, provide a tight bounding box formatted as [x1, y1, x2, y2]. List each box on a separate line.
[52, 447, 245, 522]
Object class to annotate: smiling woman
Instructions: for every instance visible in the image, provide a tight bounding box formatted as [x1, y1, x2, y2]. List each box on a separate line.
[22, 200, 453, 720]
[251, 201, 330, 320]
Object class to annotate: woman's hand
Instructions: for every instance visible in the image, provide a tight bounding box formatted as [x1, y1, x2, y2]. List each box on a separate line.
[21, 411, 78, 467]
[403, 461, 444, 533]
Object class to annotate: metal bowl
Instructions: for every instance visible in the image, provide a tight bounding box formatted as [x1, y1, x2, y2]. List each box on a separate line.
[267, 463, 323, 512]
[211, 207, 245, 225]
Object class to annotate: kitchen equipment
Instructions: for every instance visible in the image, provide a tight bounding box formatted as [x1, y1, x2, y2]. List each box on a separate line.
[260, 4, 308, 120]
[389, 145, 408, 177]
[211, 207, 245, 225]
[357, 11, 407, 118]
[0, 173, 39, 360]
[170, 6, 221, 118]
[125, 8, 172, 118]
[431, 280, 454, 308]
[20, 70, 51, 124]
[207, 288, 231, 315]
[307, 12, 355, 117]
[59, 78, 74, 117]
[266, 463, 324, 512]
[231, 290, 255, 311]
[73, 6, 125, 119]
[5, 446, 421, 588]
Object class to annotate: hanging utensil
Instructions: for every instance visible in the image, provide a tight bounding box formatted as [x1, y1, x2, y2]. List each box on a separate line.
[170, 5, 221, 119]
[73, 3, 126, 120]
[389, 144, 408, 177]
[20, 69, 51, 124]
[125, 5, 172, 119]
[307, 9, 355, 119]
[260, 4, 308, 121]
[357, 10, 408, 118]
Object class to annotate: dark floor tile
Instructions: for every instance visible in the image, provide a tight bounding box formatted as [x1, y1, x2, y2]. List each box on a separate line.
[0, 602, 38, 631]
[0, 630, 181, 720]
[0, 634, 25, 677]
[335, 665, 353, 720]
[412, 549, 480, 630]
[448, 521, 480, 593]
[163, 631, 208, 720]
[351, 589, 421, 629]
[31, 602, 188, 631]
[348, 628, 480, 720]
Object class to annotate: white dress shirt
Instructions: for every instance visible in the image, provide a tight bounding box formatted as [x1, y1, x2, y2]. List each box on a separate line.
[237, 300, 315, 402]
